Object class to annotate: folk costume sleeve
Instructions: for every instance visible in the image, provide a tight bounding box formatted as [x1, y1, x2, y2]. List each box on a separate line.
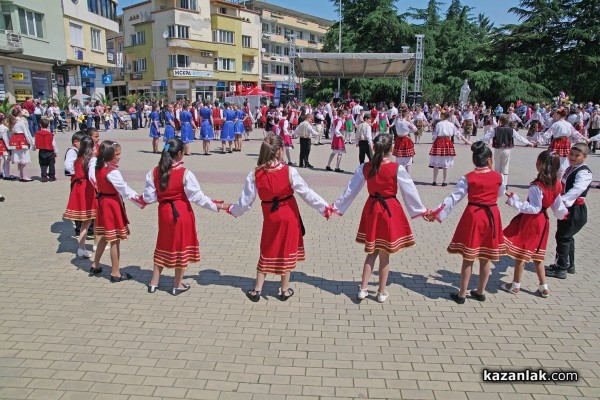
[228, 170, 258, 217]
[184, 171, 218, 212]
[332, 164, 367, 215]
[289, 167, 328, 215]
[106, 169, 140, 205]
[562, 169, 593, 207]
[432, 176, 469, 222]
[142, 169, 157, 204]
[506, 185, 543, 214]
[549, 194, 569, 220]
[396, 165, 428, 218]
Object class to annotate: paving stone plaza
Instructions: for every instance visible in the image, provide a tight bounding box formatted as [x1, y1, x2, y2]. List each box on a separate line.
[1, 128, 599, 400]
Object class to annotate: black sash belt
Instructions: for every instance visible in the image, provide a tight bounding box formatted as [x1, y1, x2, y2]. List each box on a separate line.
[369, 193, 398, 217]
[161, 200, 180, 223]
[96, 192, 116, 199]
[468, 202, 498, 238]
[262, 194, 294, 212]
[536, 207, 549, 252]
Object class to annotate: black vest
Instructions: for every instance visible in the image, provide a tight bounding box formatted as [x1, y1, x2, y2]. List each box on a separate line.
[564, 165, 591, 198]
[492, 126, 514, 149]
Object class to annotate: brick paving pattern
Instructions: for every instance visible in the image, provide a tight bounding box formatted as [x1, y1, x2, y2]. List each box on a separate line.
[0, 127, 599, 400]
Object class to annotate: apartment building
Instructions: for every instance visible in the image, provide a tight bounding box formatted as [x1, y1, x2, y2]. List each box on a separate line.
[60, 0, 119, 99]
[122, 0, 261, 102]
[0, 0, 66, 102]
[242, 0, 332, 96]
[105, 16, 127, 98]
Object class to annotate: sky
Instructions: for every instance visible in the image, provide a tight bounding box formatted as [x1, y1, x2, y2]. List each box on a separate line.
[117, 0, 523, 26]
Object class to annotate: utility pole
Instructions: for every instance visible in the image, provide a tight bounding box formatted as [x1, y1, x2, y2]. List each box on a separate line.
[337, 0, 341, 98]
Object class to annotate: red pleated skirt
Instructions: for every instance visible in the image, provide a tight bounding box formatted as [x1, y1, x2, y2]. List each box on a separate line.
[331, 135, 346, 151]
[154, 200, 200, 269]
[549, 137, 570, 157]
[0, 139, 8, 156]
[9, 133, 29, 150]
[356, 197, 415, 254]
[95, 195, 130, 242]
[64, 179, 97, 221]
[448, 204, 505, 261]
[429, 137, 456, 156]
[503, 212, 550, 262]
[392, 136, 415, 157]
[258, 198, 304, 275]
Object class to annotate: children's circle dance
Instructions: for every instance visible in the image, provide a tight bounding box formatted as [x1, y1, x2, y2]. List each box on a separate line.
[1, 98, 597, 305]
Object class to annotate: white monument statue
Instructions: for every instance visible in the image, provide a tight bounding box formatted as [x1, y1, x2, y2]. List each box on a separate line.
[459, 79, 471, 107]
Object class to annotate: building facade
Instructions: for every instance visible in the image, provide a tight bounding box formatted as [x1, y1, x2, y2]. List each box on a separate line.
[0, 0, 67, 102]
[121, 0, 261, 102]
[61, 0, 119, 99]
[104, 16, 127, 98]
[242, 0, 332, 97]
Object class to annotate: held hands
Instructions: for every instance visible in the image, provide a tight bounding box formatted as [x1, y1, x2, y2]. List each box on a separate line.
[423, 210, 436, 222]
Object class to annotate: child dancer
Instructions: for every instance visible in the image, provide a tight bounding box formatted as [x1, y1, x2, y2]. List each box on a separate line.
[355, 114, 373, 164]
[278, 110, 294, 165]
[326, 110, 346, 172]
[501, 150, 567, 297]
[90, 141, 143, 280]
[221, 103, 235, 154]
[225, 134, 329, 302]
[63, 136, 97, 258]
[0, 113, 13, 180]
[427, 142, 506, 304]
[149, 105, 161, 153]
[179, 104, 196, 156]
[7, 108, 34, 182]
[142, 138, 222, 295]
[233, 105, 246, 152]
[344, 109, 354, 144]
[34, 118, 58, 182]
[429, 111, 471, 186]
[212, 102, 222, 141]
[545, 143, 593, 279]
[330, 134, 428, 302]
[199, 104, 214, 155]
[392, 111, 417, 174]
[164, 104, 176, 142]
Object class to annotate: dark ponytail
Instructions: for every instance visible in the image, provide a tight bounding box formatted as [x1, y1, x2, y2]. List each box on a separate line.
[96, 140, 121, 171]
[536, 150, 560, 189]
[471, 141, 492, 168]
[369, 133, 393, 178]
[78, 136, 95, 178]
[158, 138, 184, 191]
[257, 134, 283, 170]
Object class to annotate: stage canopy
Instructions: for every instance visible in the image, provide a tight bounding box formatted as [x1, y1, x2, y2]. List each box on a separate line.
[293, 53, 416, 79]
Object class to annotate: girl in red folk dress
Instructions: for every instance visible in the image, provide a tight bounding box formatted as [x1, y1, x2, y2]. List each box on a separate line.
[90, 141, 144, 281]
[428, 142, 506, 304]
[142, 138, 223, 295]
[429, 111, 471, 186]
[330, 134, 429, 303]
[326, 110, 346, 172]
[63, 136, 98, 259]
[501, 151, 567, 298]
[225, 134, 329, 302]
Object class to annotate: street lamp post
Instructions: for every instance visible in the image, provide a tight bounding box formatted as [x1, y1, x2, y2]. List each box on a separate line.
[337, 0, 341, 98]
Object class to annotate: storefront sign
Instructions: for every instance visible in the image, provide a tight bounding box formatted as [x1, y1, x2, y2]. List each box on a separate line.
[102, 74, 113, 84]
[116, 52, 123, 68]
[15, 88, 33, 102]
[172, 70, 214, 78]
[216, 81, 226, 87]
[74, 49, 84, 60]
[11, 73, 25, 80]
[82, 81, 95, 88]
[130, 73, 143, 80]
[152, 80, 168, 87]
[31, 71, 49, 99]
[107, 50, 115, 63]
[81, 67, 96, 78]
[194, 81, 214, 86]
[12, 68, 32, 86]
[172, 80, 190, 89]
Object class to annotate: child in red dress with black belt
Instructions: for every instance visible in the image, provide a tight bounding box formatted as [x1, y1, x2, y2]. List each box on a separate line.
[90, 140, 144, 281]
[428, 142, 506, 304]
[142, 138, 223, 295]
[63, 136, 97, 258]
[225, 134, 329, 302]
[330, 134, 429, 303]
[501, 150, 567, 298]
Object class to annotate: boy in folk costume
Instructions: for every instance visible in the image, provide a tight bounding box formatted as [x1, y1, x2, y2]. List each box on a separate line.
[313, 104, 326, 145]
[294, 114, 319, 168]
[34, 118, 58, 182]
[478, 114, 533, 186]
[462, 106, 476, 142]
[355, 114, 373, 165]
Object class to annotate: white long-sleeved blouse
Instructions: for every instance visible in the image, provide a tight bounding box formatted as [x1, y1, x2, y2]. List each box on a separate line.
[506, 185, 568, 219]
[332, 163, 428, 217]
[561, 164, 593, 208]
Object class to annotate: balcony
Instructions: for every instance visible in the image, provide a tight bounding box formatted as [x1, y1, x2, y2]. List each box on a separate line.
[0, 30, 23, 53]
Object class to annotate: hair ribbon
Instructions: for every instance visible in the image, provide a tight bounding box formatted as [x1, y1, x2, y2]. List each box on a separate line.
[164, 143, 171, 152]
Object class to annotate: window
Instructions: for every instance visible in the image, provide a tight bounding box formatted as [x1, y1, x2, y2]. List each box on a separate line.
[274, 45, 281, 55]
[242, 35, 252, 48]
[262, 23, 269, 33]
[215, 58, 235, 72]
[69, 22, 84, 47]
[130, 31, 145, 45]
[242, 60, 252, 73]
[218, 7, 227, 15]
[297, 31, 303, 39]
[275, 26, 282, 36]
[88, 0, 117, 21]
[318, 36, 324, 43]
[118, 42, 123, 51]
[169, 54, 190, 68]
[262, 64, 269, 74]
[284, 28, 294, 37]
[309, 33, 316, 44]
[284, 47, 289, 56]
[18, 8, 44, 38]
[179, 0, 197, 10]
[284, 66, 289, 75]
[91, 28, 102, 51]
[274, 65, 282, 75]
[263, 44, 270, 53]
[167, 25, 189, 39]
[134, 58, 147, 72]
[212, 30, 234, 44]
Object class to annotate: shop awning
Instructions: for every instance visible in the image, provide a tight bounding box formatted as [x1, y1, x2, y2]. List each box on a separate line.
[293, 53, 416, 79]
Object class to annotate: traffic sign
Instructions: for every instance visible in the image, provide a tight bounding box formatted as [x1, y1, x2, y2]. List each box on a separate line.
[11, 73, 25, 80]
[102, 74, 113, 84]
[81, 67, 96, 78]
